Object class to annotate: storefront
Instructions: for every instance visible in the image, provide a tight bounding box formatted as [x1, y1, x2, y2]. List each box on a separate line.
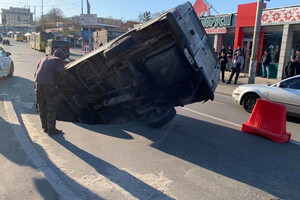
[197, 2, 300, 79]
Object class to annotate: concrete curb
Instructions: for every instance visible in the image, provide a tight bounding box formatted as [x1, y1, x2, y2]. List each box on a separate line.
[1, 95, 78, 200]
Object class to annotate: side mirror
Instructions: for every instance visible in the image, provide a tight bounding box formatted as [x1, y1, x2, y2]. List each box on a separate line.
[6, 52, 11, 56]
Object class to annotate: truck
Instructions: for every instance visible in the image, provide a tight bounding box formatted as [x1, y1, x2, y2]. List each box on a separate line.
[55, 2, 220, 127]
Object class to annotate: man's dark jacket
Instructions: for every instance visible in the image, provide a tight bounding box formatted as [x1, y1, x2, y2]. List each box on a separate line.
[285, 61, 300, 78]
[261, 54, 272, 66]
[34, 49, 66, 85]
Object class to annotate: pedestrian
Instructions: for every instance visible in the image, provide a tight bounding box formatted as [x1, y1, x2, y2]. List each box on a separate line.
[261, 50, 272, 78]
[34, 49, 67, 135]
[284, 55, 300, 78]
[296, 49, 300, 63]
[227, 45, 233, 71]
[226, 50, 244, 85]
[219, 51, 228, 83]
[233, 45, 243, 56]
[219, 45, 227, 57]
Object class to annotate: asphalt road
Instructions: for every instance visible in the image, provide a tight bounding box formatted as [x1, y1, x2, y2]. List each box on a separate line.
[0, 40, 299, 200]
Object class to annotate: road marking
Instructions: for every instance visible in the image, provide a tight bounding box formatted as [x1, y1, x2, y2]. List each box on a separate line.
[290, 140, 300, 145]
[2, 95, 78, 199]
[208, 101, 226, 106]
[180, 107, 242, 128]
[180, 107, 300, 146]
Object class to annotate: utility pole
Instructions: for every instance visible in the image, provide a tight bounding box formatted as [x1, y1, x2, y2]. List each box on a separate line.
[248, 0, 264, 84]
[34, 6, 36, 32]
[81, 0, 84, 49]
[41, 0, 44, 31]
[87, 0, 92, 51]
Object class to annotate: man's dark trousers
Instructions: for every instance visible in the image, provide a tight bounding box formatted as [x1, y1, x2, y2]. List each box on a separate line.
[227, 67, 241, 84]
[35, 84, 56, 133]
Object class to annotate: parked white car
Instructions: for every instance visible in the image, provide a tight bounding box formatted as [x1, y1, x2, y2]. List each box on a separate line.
[232, 75, 300, 117]
[0, 46, 14, 77]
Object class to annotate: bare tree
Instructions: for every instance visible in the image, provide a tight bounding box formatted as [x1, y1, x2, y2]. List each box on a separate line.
[138, 11, 151, 23]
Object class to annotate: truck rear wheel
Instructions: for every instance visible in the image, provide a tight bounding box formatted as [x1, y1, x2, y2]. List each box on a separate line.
[147, 107, 176, 128]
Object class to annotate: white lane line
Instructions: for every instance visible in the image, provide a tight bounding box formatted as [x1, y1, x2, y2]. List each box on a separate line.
[208, 101, 226, 106]
[180, 107, 300, 146]
[2, 95, 78, 200]
[290, 140, 300, 145]
[180, 107, 242, 128]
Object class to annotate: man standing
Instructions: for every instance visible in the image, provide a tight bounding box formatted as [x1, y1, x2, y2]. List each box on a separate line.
[34, 49, 67, 135]
[233, 45, 243, 56]
[219, 45, 227, 57]
[226, 50, 244, 85]
[285, 55, 300, 78]
[219, 52, 228, 83]
[261, 50, 272, 78]
[227, 45, 233, 71]
[296, 49, 300, 63]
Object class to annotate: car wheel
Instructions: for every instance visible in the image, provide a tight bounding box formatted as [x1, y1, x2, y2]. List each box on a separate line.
[147, 107, 176, 128]
[104, 36, 135, 60]
[242, 93, 259, 113]
[7, 63, 14, 77]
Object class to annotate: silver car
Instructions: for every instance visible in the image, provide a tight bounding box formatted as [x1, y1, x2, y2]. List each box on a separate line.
[232, 75, 300, 117]
[0, 46, 13, 77]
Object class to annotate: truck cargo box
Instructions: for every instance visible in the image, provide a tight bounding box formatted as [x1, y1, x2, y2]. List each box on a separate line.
[56, 2, 220, 127]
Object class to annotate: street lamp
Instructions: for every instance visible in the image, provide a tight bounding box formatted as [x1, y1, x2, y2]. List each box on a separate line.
[248, 0, 264, 84]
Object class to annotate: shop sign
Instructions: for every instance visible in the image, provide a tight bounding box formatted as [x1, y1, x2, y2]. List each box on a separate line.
[205, 27, 227, 34]
[200, 14, 232, 28]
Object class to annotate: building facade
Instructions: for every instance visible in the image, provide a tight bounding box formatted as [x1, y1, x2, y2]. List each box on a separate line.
[1, 7, 33, 32]
[197, 2, 300, 79]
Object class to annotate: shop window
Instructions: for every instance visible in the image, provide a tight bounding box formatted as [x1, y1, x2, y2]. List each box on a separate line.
[292, 32, 300, 53]
[207, 35, 214, 47]
[262, 32, 282, 63]
[223, 34, 234, 48]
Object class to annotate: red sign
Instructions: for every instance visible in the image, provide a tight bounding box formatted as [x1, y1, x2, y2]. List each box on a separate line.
[194, 0, 212, 17]
[205, 27, 227, 34]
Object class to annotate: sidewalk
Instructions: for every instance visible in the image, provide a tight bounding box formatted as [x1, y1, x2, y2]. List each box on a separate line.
[215, 71, 279, 97]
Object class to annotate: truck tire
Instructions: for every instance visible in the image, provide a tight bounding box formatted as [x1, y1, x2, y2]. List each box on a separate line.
[147, 107, 176, 128]
[104, 36, 135, 60]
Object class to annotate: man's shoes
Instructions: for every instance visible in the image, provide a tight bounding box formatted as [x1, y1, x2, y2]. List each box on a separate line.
[222, 80, 225, 83]
[48, 129, 62, 135]
[262, 76, 266, 78]
[226, 82, 230, 84]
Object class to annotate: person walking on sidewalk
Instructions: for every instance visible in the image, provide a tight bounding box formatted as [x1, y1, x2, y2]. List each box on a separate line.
[219, 51, 228, 83]
[261, 50, 272, 78]
[34, 49, 67, 135]
[226, 50, 244, 85]
[227, 45, 233, 71]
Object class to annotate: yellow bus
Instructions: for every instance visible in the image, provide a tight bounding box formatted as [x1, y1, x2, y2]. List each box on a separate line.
[14, 34, 24, 41]
[30, 33, 36, 49]
[35, 31, 49, 51]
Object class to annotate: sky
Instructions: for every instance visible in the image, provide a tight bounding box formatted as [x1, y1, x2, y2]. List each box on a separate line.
[0, 0, 299, 21]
